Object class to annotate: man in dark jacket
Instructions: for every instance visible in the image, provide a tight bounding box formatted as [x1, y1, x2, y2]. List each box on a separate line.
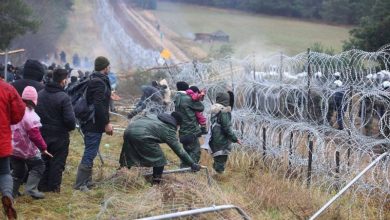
[174, 81, 205, 167]
[74, 56, 113, 190]
[12, 60, 45, 96]
[119, 112, 201, 184]
[35, 68, 76, 192]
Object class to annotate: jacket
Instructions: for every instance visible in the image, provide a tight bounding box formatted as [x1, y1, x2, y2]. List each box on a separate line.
[11, 107, 47, 159]
[12, 79, 44, 96]
[209, 103, 238, 157]
[36, 82, 76, 136]
[174, 91, 204, 136]
[119, 114, 194, 168]
[82, 72, 111, 133]
[0, 81, 25, 157]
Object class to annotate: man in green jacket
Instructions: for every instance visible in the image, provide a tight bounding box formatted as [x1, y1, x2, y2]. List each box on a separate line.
[209, 91, 240, 173]
[119, 112, 201, 184]
[174, 82, 205, 167]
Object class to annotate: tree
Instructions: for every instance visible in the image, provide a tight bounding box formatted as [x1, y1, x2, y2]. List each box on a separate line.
[0, 0, 40, 50]
[343, 0, 390, 51]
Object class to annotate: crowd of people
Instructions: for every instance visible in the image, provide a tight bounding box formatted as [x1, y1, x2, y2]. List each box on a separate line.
[0, 56, 240, 219]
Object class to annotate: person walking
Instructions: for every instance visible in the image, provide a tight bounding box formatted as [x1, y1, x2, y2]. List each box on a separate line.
[74, 56, 113, 190]
[36, 69, 76, 192]
[0, 79, 25, 219]
[12, 59, 46, 96]
[11, 86, 53, 199]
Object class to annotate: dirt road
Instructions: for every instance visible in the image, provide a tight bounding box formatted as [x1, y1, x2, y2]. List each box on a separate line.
[111, 0, 191, 64]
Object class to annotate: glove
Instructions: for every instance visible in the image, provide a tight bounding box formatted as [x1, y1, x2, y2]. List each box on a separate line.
[200, 126, 208, 135]
[191, 163, 201, 172]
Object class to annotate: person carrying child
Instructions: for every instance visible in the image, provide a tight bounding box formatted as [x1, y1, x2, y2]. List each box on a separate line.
[11, 86, 53, 199]
[186, 86, 208, 134]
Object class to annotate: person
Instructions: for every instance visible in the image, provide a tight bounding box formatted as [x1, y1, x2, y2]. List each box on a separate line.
[36, 69, 76, 192]
[0, 79, 25, 219]
[119, 112, 201, 184]
[174, 81, 205, 167]
[208, 91, 240, 173]
[108, 71, 118, 112]
[74, 56, 113, 190]
[127, 81, 165, 119]
[12, 59, 45, 96]
[65, 70, 79, 93]
[186, 86, 208, 134]
[333, 80, 346, 130]
[11, 86, 53, 199]
[60, 51, 66, 64]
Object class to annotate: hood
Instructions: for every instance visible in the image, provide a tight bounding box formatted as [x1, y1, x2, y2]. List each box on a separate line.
[174, 91, 187, 107]
[216, 92, 230, 107]
[157, 113, 177, 128]
[45, 82, 64, 93]
[210, 103, 231, 114]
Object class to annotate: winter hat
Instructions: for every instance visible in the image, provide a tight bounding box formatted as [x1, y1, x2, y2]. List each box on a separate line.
[334, 80, 343, 87]
[216, 92, 230, 107]
[53, 68, 69, 83]
[94, 56, 110, 71]
[176, 81, 189, 91]
[70, 69, 79, 78]
[189, 86, 200, 93]
[382, 81, 390, 89]
[22, 86, 38, 106]
[171, 111, 183, 126]
[23, 59, 45, 81]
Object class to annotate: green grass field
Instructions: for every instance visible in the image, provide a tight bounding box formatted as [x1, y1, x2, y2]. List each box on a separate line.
[153, 2, 351, 58]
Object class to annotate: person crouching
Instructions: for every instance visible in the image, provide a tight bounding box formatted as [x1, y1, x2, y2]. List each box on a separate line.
[119, 112, 201, 184]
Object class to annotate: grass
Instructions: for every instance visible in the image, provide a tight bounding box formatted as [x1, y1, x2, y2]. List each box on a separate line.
[152, 2, 351, 58]
[11, 113, 388, 219]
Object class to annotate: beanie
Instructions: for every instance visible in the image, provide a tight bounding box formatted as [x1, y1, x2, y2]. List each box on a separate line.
[53, 68, 69, 83]
[171, 111, 183, 126]
[189, 86, 200, 93]
[22, 86, 38, 106]
[94, 56, 110, 71]
[23, 59, 45, 81]
[176, 81, 189, 91]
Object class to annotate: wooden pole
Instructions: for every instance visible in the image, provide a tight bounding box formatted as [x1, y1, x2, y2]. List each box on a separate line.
[307, 48, 313, 188]
[262, 127, 267, 160]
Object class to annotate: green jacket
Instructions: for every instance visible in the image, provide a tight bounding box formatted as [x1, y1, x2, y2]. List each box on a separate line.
[174, 91, 204, 136]
[119, 114, 194, 168]
[209, 103, 238, 157]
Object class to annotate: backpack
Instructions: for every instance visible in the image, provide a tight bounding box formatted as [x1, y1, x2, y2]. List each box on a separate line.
[67, 75, 106, 125]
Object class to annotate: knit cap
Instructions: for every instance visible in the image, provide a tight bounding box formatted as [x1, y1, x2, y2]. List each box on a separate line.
[94, 56, 110, 71]
[22, 86, 38, 105]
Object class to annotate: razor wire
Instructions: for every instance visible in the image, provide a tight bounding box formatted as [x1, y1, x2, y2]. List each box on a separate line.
[141, 46, 390, 219]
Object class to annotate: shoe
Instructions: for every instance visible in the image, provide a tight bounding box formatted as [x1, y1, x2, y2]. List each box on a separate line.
[25, 173, 45, 199]
[2, 196, 17, 220]
[74, 164, 93, 190]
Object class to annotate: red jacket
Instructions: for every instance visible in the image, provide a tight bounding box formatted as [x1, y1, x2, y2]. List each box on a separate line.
[0, 80, 25, 157]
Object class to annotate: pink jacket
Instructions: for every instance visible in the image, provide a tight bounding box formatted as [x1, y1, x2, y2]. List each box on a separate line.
[11, 107, 47, 159]
[186, 89, 207, 126]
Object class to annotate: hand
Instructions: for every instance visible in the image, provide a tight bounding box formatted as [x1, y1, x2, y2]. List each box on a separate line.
[43, 150, 53, 158]
[105, 123, 113, 136]
[236, 140, 242, 145]
[191, 163, 201, 172]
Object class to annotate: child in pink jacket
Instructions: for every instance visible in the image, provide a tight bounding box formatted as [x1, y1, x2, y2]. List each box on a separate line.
[11, 86, 52, 199]
[186, 86, 208, 134]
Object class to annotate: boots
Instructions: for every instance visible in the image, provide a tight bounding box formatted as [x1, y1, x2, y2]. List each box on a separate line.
[12, 177, 23, 198]
[2, 196, 17, 220]
[74, 164, 93, 191]
[25, 173, 45, 199]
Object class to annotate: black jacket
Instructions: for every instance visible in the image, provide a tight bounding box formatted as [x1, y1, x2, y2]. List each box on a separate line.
[82, 72, 111, 133]
[36, 82, 76, 137]
[12, 79, 44, 96]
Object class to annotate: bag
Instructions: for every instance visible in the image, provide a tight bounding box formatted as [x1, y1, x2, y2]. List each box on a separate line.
[201, 112, 221, 154]
[67, 76, 106, 124]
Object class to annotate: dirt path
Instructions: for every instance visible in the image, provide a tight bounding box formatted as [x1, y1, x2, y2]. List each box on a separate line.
[112, 0, 191, 63]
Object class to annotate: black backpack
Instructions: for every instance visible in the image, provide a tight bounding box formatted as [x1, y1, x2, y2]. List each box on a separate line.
[67, 76, 106, 125]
